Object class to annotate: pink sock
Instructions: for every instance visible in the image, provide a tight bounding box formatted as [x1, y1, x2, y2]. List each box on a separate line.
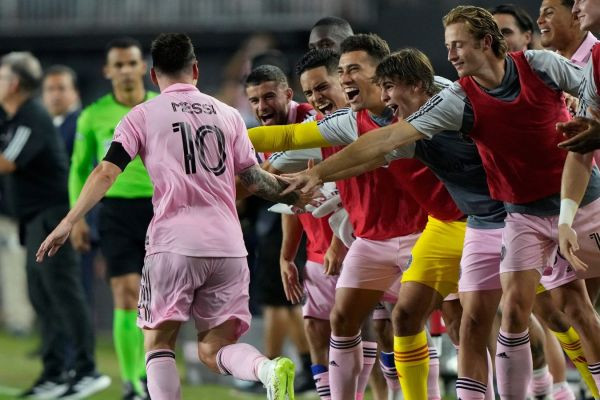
[146, 350, 181, 400]
[529, 366, 553, 397]
[356, 341, 377, 399]
[379, 351, 401, 391]
[216, 343, 268, 381]
[329, 333, 363, 400]
[590, 362, 600, 393]
[552, 381, 576, 400]
[485, 348, 495, 400]
[496, 329, 532, 399]
[428, 347, 441, 400]
[456, 377, 487, 400]
[314, 370, 331, 400]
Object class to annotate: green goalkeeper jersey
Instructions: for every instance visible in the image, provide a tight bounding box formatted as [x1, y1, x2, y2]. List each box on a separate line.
[69, 92, 157, 205]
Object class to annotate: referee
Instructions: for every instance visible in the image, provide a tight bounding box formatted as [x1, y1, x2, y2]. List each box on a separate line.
[69, 37, 155, 400]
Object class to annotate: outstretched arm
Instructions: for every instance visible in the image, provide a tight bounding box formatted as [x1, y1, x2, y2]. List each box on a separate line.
[238, 164, 301, 205]
[558, 151, 594, 271]
[37, 160, 122, 261]
[281, 120, 425, 193]
[248, 121, 331, 152]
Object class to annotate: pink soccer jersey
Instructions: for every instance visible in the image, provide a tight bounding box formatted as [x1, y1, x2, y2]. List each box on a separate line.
[113, 83, 258, 257]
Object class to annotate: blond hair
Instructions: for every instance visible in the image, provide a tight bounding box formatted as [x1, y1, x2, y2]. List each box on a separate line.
[443, 5, 508, 59]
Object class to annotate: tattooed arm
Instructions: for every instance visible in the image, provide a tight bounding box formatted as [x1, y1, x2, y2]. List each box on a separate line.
[238, 164, 300, 205]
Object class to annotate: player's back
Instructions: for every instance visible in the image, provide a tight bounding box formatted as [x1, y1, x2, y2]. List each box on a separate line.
[114, 83, 257, 258]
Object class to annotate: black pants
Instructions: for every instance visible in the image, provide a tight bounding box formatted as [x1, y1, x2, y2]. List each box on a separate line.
[24, 204, 95, 379]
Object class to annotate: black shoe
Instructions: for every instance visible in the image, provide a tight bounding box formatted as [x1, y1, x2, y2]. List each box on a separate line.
[294, 371, 315, 394]
[18, 376, 69, 399]
[57, 372, 111, 399]
[122, 381, 145, 400]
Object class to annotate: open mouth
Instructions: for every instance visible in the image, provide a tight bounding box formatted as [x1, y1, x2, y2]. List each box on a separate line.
[344, 87, 360, 102]
[387, 103, 400, 118]
[317, 102, 335, 115]
[259, 112, 275, 124]
[540, 28, 550, 34]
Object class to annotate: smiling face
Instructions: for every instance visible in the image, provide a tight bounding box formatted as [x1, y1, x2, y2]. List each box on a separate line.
[300, 65, 347, 116]
[445, 22, 488, 78]
[493, 13, 532, 51]
[573, 0, 600, 31]
[337, 50, 381, 112]
[246, 80, 292, 126]
[538, 0, 580, 49]
[378, 78, 419, 119]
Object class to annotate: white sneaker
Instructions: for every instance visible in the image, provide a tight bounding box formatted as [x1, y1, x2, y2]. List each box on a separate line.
[58, 373, 111, 399]
[19, 378, 69, 399]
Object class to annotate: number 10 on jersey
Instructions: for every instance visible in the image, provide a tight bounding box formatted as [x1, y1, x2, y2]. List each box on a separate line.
[173, 122, 227, 176]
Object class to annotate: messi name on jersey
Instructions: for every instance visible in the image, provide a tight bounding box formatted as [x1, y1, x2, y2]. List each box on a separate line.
[171, 102, 216, 115]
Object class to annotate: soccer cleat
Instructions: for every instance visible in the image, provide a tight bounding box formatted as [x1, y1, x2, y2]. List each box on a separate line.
[18, 377, 69, 399]
[58, 372, 111, 399]
[265, 357, 295, 400]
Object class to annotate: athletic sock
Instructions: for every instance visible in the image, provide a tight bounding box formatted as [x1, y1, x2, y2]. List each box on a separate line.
[496, 329, 532, 399]
[114, 309, 143, 388]
[456, 377, 487, 400]
[356, 341, 377, 400]
[530, 366, 553, 397]
[312, 365, 331, 400]
[551, 326, 599, 398]
[485, 348, 495, 400]
[428, 347, 441, 400]
[215, 343, 267, 382]
[329, 333, 363, 400]
[379, 351, 401, 391]
[590, 362, 600, 397]
[394, 330, 429, 399]
[145, 349, 180, 400]
[454, 345, 494, 400]
[552, 381, 576, 400]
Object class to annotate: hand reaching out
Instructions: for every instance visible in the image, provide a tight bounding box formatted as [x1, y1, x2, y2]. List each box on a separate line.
[36, 219, 74, 262]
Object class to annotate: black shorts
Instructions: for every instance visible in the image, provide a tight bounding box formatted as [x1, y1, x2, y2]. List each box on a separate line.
[99, 197, 153, 278]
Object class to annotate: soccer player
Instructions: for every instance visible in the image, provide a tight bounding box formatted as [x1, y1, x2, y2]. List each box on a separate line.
[249, 33, 465, 400]
[69, 37, 155, 400]
[244, 64, 316, 393]
[279, 6, 600, 399]
[0, 52, 110, 399]
[309, 17, 354, 53]
[37, 32, 300, 400]
[491, 4, 536, 51]
[274, 48, 393, 400]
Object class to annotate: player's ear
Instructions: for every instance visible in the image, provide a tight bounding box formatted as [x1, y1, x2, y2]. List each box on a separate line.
[102, 64, 110, 80]
[192, 62, 199, 81]
[141, 60, 148, 75]
[150, 68, 158, 86]
[285, 87, 293, 101]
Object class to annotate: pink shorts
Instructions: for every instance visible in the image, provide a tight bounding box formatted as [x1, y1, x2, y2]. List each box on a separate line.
[539, 254, 578, 291]
[302, 260, 338, 320]
[459, 227, 503, 292]
[336, 233, 421, 294]
[137, 253, 251, 339]
[501, 197, 600, 279]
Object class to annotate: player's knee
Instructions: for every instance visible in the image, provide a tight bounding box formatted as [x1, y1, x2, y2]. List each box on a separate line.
[392, 303, 425, 335]
[197, 343, 220, 372]
[564, 299, 600, 333]
[372, 319, 393, 350]
[305, 318, 330, 348]
[329, 306, 360, 336]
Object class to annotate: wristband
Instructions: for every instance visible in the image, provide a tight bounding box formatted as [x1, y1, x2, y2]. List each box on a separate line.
[558, 198, 579, 227]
